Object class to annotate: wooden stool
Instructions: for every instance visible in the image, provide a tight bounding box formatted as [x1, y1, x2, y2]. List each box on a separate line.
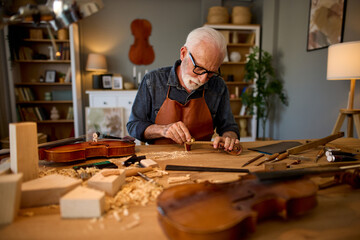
[332, 109, 360, 138]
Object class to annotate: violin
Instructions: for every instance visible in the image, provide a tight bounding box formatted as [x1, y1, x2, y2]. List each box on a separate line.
[157, 166, 360, 240]
[129, 19, 155, 65]
[39, 139, 135, 162]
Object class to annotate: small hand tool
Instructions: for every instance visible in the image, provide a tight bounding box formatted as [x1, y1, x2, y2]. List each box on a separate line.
[122, 155, 146, 167]
[241, 153, 265, 167]
[315, 147, 325, 163]
[165, 165, 249, 173]
[255, 153, 279, 166]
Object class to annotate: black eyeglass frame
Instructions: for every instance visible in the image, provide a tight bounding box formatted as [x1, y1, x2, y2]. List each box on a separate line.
[187, 50, 221, 78]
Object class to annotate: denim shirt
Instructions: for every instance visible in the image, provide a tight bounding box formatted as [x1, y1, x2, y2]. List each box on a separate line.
[126, 60, 240, 143]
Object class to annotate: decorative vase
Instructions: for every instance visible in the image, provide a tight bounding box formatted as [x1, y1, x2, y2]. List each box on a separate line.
[230, 52, 241, 62]
[50, 106, 60, 120]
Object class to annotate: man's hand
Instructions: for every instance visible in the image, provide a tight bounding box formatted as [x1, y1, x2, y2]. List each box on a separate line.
[213, 131, 239, 151]
[162, 121, 192, 144]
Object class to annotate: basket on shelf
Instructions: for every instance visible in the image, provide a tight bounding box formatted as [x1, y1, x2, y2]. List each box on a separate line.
[207, 6, 229, 24]
[231, 6, 251, 24]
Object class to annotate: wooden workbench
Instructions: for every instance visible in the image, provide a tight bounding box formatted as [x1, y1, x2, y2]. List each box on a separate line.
[1, 139, 360, 239]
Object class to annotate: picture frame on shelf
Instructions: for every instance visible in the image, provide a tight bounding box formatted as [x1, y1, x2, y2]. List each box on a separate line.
[45, 70, 56, 83]
[102, 74, 112, 89]
[112, 75, 123, 90]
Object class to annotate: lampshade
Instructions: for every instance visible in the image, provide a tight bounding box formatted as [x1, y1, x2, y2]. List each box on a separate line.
[327, 41, 360, 80]
[86, 53, 107, 72]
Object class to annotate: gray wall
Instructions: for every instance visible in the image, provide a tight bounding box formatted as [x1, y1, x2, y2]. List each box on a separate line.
[1, 0, 359, 140]
[79, 0, 204, 107]
[263, 0, 360, 140]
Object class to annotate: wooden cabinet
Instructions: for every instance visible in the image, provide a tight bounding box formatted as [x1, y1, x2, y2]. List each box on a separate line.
[205, 24, 260, 141]
[4, 22, 82, 141]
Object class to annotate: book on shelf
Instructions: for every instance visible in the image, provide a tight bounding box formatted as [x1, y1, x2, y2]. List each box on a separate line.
[20, 107, 38, 121]
[246, 32, 255, 45]
[18, 46, 33, 60]
[34, 107, 43, 121]
[64, 67, 72, 82]
[38, 107, 48, 120]
[66, 106, 73, 120]
[24, 87, 35, 101]
[16, 105, 24, 121]
[16, 87, 35, 101]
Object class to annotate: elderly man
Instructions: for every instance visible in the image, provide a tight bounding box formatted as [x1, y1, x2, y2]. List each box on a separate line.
[127, 26, 240, 151]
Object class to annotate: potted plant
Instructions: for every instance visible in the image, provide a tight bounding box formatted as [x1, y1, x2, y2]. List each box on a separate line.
[241, 46, 288, 140]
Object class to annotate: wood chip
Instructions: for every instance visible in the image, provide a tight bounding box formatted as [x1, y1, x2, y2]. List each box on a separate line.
[168, 174, 191, 184]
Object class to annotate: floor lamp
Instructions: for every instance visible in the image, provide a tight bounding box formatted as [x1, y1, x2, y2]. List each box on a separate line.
[327, 41, 360, 138]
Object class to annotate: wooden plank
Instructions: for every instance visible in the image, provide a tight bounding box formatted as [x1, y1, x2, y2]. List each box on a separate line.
[0, 173, 22, 225]
[60, 186, 105, 218]
[87, 169, 125, 197]
[10, 122, 39, 182]
[287, 132, 344, 155]
[21, 174, 82, 208]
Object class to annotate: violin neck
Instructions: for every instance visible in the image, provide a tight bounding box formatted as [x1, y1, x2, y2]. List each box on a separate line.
[38, 136, 86, 149]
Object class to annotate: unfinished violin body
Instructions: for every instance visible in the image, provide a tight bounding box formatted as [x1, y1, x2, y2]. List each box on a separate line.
[39, 139, 135, 162]
[129, 19, 155, 65]
[157, 176, 318, 240]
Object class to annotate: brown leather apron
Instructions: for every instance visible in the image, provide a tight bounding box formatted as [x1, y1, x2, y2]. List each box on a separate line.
[154, 87, 214, 144]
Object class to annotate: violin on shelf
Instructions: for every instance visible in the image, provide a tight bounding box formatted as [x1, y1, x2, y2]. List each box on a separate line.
[157, 165, 360, 240]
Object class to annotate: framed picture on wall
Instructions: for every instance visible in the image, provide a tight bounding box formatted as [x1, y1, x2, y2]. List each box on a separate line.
[307, 0, 346, 51]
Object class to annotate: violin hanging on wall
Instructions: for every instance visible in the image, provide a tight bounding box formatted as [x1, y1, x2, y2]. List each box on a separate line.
[129, 19, 155, 65]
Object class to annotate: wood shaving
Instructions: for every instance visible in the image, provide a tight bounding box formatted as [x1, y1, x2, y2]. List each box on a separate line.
[168, 174, 191, 184]
[145, 169, 168, 178]
[113, 211, 122, 222]
[22, 211, 34, 217]
[141, 151, 189, 161]
[121, 219, 140, 230]
[105, 177, 163, 212]
[39, 167, 78, 178]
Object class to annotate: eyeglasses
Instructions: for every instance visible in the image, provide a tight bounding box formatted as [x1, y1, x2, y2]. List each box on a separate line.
[187, 50, 221, 78]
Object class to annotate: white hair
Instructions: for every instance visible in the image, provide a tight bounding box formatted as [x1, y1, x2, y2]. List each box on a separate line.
[184, 26, 227, 61]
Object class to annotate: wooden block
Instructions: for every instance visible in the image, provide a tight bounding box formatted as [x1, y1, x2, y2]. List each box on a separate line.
[21, 174, 82, 208]
[140, 159, 159, 168]
[87, 169, 125, 197]
[60, 186, 105, 218]
[10, 122, 39, 182]
[0, 173, 23, 225]
[264, 162, 287, 171]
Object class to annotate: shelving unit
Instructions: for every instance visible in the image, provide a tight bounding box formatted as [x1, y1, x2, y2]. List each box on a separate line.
[205, 24, 260, 141]
[4, 22, 82, 141]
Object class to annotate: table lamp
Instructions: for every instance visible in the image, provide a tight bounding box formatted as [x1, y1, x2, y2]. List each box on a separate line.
[86, 53, 108, 89]
[327, 41, 360, 137]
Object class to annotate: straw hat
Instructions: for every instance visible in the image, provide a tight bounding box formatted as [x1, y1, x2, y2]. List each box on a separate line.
[231, 6, 251, 24]
[207, 6, 229, 24]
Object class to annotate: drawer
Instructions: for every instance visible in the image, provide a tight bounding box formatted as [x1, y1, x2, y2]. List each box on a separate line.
[90, 95, 117, 107]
